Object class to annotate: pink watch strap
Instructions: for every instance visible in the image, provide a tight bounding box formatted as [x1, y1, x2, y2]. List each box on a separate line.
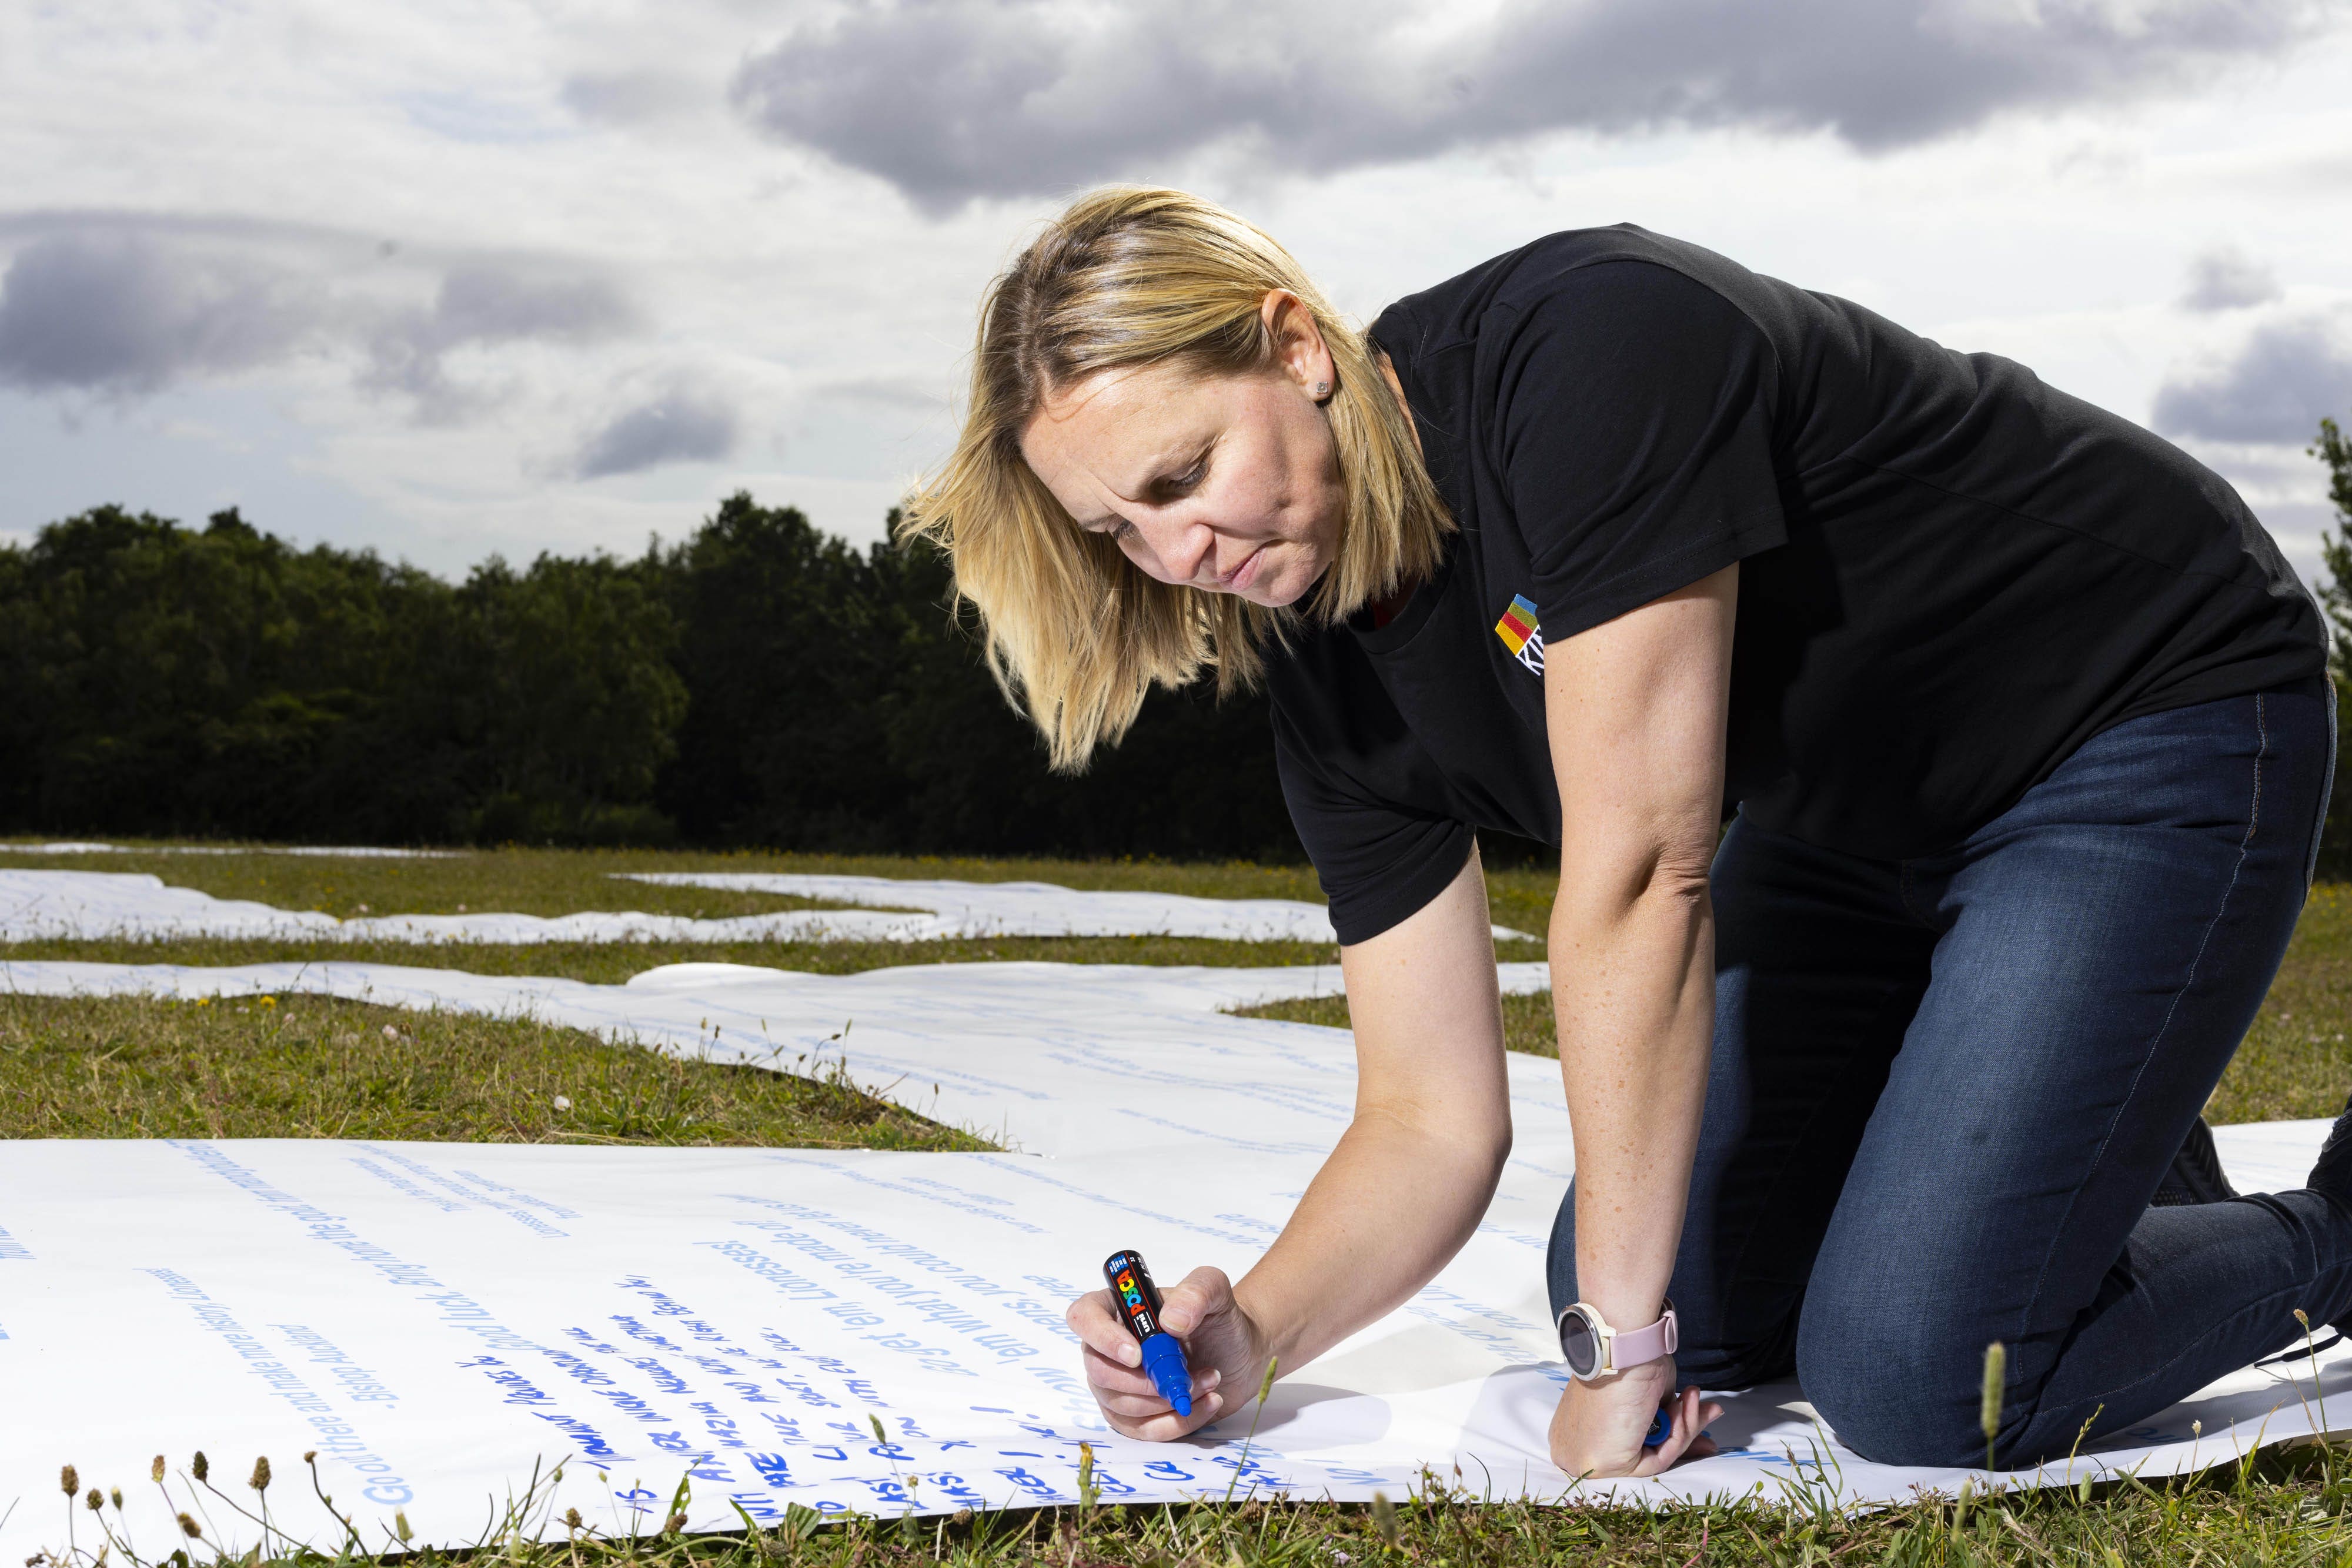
[1609, 1304, 1679, 1372]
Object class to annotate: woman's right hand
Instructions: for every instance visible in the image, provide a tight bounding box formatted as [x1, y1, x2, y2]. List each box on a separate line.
[1549, 1358, 1722, 1479]
[1067, 1264, 1268, 1440]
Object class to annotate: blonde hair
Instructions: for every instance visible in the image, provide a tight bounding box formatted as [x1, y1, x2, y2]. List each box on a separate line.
[899, 186, 1452, 771]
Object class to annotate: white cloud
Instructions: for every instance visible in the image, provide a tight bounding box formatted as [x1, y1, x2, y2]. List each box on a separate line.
[0, 0, 2347, 579]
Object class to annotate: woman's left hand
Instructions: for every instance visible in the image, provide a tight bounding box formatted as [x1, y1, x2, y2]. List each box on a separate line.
[1548, 1357, 1723, 1478]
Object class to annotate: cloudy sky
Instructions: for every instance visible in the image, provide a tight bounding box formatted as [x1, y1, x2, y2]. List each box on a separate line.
[4, 1, 2350, 581]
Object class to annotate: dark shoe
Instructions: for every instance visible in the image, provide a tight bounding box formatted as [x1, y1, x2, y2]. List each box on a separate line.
[2306, 1092, 2352, 1208]
[2151, 1115, 2239, 1206]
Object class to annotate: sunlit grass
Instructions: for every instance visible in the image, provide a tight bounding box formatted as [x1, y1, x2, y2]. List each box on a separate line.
[0, 991, 988, 1149]
[1245, 882, 2352, 1126]
[31, 1443, 2352, 1568]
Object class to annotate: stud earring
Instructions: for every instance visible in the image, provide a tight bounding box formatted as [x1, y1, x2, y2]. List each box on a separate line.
[1313, 380, 1330, 400]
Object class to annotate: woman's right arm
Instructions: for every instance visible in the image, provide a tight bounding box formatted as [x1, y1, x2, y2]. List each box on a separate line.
[1068, 850, 1516, 1436]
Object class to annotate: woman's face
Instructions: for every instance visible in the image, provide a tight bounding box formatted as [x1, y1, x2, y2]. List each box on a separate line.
[1019, 336, 1344, 609]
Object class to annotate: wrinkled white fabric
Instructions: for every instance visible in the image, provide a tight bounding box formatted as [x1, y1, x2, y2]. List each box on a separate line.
[0, 954, 2345, 1559]
[0, 868, 1532, 945]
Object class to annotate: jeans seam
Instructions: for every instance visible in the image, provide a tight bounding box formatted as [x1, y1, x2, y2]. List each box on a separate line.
[2307, 684, 2337, 890]
[2252, 693, 2268, 842]
[2007, 693, 2271, 1421]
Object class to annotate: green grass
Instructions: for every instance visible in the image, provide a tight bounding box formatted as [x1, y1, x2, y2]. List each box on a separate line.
[0, 991, 988, 1149]
[0, 932, 1390, 981]
[2208, 883, 2352, 1124]
[1243, 880, 2352, 1126]
[39, 1442, 2352, 1567]
[1240, 989, 1558, 1058]
[0, 841, 1339, 912]
[0, 844, 876, 920]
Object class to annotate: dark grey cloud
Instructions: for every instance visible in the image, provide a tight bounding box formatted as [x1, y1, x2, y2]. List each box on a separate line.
[2182, 246, 2284, 312]
[0, 219, 642, 418]
[574, 387, 738, 477]
[2153, 313, 2352, 443]
[0, 233, 321, 393]
[730, 0, 2334, 210]
[365, 265, 637, 420]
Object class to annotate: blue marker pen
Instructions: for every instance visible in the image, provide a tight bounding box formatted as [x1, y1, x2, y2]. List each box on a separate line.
[1103, 1249, 1192, 1417]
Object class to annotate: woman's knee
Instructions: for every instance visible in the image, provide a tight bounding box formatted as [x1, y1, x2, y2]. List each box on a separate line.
[1795, 1292, 2012, 1467]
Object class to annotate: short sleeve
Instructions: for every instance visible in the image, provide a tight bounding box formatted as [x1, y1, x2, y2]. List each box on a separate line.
[1495, 261, 1788, 637]
[1267, 640, 1475, 946]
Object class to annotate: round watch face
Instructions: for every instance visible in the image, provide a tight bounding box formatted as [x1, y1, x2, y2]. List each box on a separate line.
[1560, 1307, 1602, 1379]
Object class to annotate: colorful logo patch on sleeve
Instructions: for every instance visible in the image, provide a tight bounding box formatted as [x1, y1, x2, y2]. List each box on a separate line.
[1494, 593, 1545, 676]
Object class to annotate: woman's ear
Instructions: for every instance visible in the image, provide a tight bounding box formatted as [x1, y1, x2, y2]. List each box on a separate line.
[1261, 289, 1337, 402]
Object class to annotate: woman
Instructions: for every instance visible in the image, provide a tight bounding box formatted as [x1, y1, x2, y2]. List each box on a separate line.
[906, 186, 2350, 1476]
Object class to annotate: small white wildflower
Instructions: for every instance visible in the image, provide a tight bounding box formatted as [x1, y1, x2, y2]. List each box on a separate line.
[553, 1095, 573, 1111]
[382, 1025, 400, 1040]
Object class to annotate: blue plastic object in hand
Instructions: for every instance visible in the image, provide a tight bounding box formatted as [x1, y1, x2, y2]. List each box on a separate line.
[1138, 1332, 1193, 1417]
[1105, 1249, 1194, 1417]
[1645, 1406, 1672, 1448]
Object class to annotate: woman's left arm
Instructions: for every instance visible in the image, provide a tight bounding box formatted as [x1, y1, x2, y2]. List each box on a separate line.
[1545, 563, 1738, 1477]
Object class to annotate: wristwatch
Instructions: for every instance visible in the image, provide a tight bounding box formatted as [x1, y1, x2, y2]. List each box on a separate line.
[1557, 1299, 1678, 1382]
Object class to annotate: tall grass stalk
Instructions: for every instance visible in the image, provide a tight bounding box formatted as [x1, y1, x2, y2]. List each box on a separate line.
[1983, 1339, 2008, 1472]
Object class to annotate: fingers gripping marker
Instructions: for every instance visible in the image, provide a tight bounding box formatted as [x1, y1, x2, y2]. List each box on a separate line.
[1103, 1249, 1193, 1417]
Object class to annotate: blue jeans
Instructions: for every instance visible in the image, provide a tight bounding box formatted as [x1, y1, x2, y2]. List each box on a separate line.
[1546, 681, 2352, 1466]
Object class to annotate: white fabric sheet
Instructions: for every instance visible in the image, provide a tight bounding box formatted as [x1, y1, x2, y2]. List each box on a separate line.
[0, 868, 1532, 945]
[4, 954, 2350, 1557]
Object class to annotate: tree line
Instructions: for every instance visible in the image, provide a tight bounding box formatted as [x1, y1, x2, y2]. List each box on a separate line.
[6, 418, 2349, 868]
[0, 495, 1304, 860]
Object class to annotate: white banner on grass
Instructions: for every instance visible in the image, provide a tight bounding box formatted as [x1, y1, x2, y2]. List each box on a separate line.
[0, 868, 1531, 945]
[0, 955, 2346, 1561]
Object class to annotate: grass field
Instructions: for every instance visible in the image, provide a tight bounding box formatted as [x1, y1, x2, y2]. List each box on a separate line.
[56, 1443, 2352, 1568]
[11, 842, 2352, 1564]
[0, 839, 1561, 948]
[0, 992, 988, 1148]
[1245, 881, 2352, 1126]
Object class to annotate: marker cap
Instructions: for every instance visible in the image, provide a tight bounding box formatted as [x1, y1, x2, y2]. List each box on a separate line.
[1140, 1332, 1193, 1417]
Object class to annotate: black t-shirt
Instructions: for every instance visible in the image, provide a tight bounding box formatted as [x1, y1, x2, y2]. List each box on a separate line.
[1268, 225, 2324, 945]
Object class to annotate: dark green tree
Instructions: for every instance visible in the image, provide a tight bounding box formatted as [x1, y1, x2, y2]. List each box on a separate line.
[0, 493, 1310, 858]
[454, 551, 686, 843]
[0, 508, 685, 843]
[656, 493, 911, 847]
